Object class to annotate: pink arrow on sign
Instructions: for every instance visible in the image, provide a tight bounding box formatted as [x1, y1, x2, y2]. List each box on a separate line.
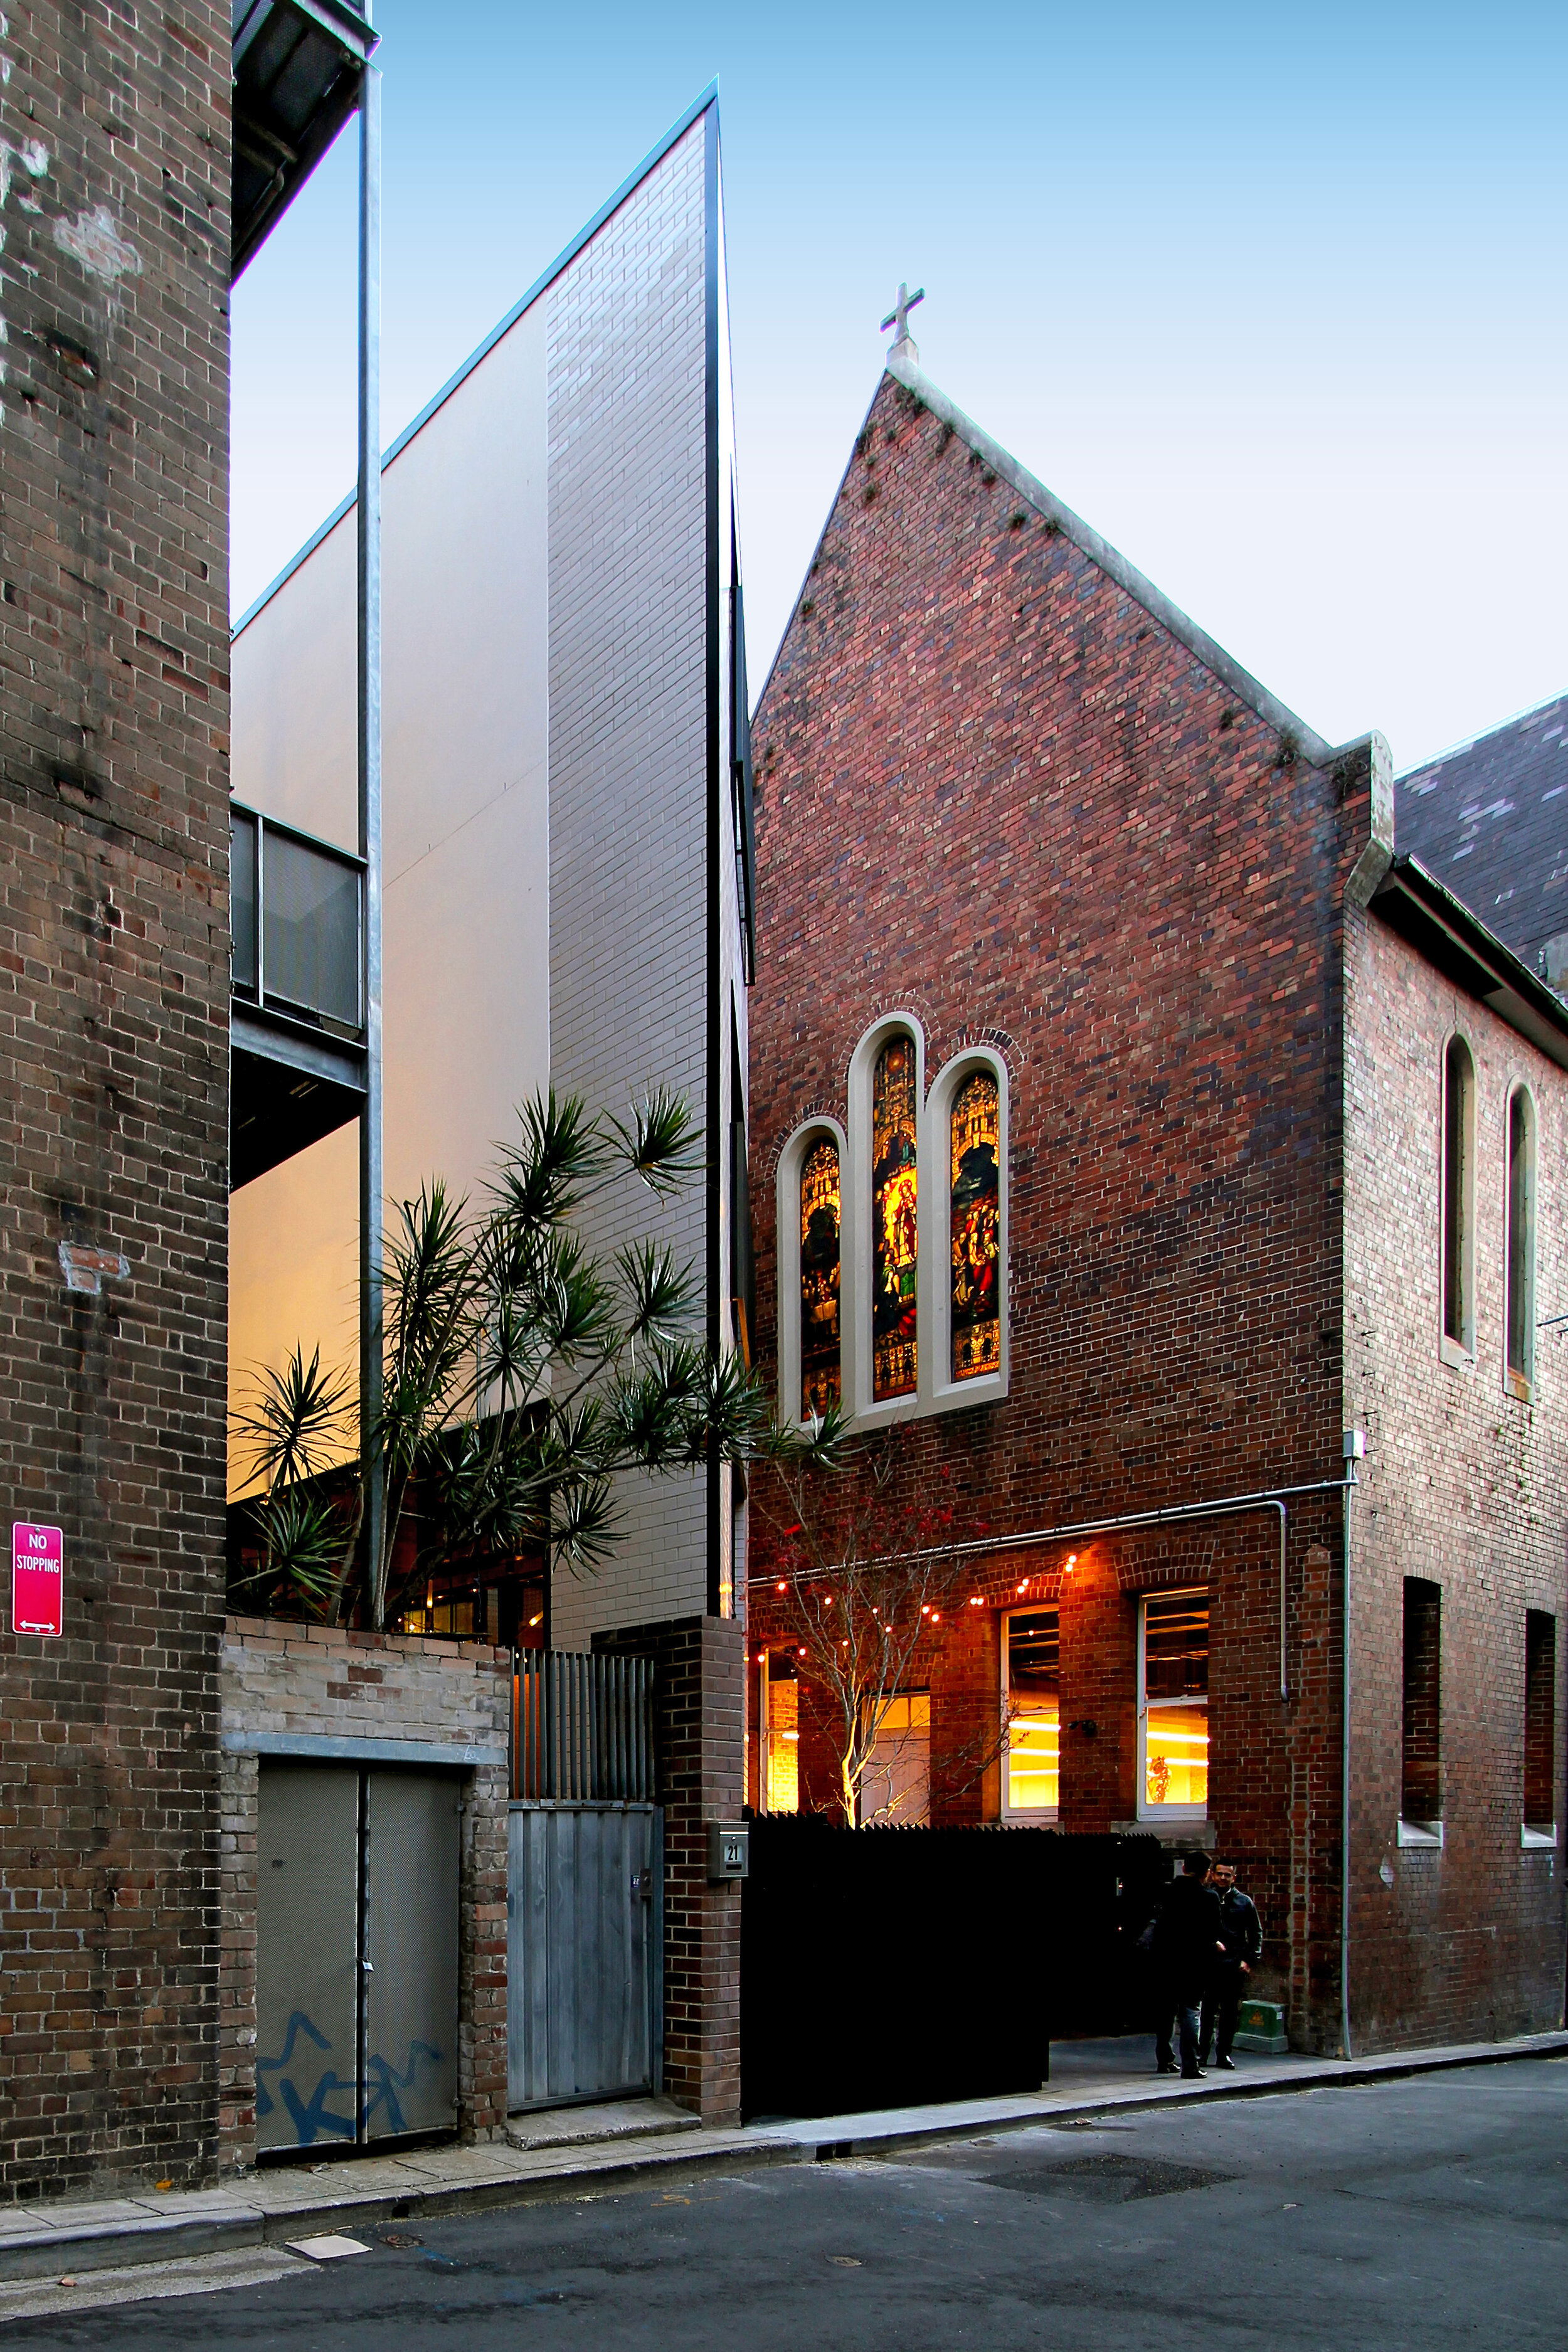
[12, 1524, 63, 1637]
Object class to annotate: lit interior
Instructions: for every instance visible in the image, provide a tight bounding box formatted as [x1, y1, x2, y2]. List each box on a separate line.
[1144, 1701, 1209, 1808]
[1006, 1702, 1059, 1812]
[766, 1670, 799, 1813]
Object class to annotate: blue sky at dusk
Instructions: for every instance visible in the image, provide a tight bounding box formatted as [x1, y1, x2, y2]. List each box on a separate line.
[231, 2, 1565, 770]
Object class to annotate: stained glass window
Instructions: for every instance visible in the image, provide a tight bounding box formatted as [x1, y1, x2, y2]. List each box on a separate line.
[950, 1071, 1000, 1381]
[800, 1136, 841, 1418]
[872, 1037, 918, 1399]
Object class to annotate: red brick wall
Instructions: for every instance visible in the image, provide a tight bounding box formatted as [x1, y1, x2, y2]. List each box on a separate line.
[596, 1616, 746, 2122]
[748, 369, 1357, 2048]
[1344, 906, 1567, 2043]
[748, 366, 1568, 2053]
[0, 6, 230, 2194]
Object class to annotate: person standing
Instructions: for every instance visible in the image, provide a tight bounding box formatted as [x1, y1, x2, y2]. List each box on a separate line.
[1152, 1850, 1225, 2079]
[1200, 1859, 1263, 2070]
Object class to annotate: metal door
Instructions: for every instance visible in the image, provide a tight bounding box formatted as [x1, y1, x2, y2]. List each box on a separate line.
[255, 1760, 462, 2152]
[255, 1763, 360, 2152]
[366, 1770, 460, 2138]
[507, 1802, 660, 2109]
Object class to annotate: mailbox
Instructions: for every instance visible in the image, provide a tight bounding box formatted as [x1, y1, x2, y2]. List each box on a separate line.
[706, 1822, 749, 1882]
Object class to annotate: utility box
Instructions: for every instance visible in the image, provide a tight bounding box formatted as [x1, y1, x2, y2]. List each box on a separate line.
[706, 1822, 749, 1882]
[1233, 1998, 1288, 2055]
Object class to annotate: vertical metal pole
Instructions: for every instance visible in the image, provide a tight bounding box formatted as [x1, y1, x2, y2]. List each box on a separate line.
[358, 53, 385, 1623]
[1340, 1478, 1354, 2060]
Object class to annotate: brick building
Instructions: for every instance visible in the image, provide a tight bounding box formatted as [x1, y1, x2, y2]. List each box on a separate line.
[1, 3, 753, 2204]
[0, 3, 231, 2195]
[745, 329, 1567, 2054]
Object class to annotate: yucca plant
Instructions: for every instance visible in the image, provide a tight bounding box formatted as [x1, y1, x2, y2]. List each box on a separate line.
[233, 1085, 803, 1629]
[228, 1344, 358, 1615]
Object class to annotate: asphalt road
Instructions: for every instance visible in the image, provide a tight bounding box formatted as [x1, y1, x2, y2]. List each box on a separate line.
[6, 2060, 1565, 2348]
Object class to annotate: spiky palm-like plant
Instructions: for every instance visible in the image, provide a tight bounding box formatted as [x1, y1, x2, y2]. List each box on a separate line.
[232, 1086, 790, 1629]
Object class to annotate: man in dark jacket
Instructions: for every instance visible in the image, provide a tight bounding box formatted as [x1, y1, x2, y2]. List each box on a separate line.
[1152, 1850, 1225, 2079]
[1200, 1860, 1263, 2071]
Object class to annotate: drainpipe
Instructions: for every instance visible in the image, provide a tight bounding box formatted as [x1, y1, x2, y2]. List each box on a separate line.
[1340, 1428, 1365, 2060]
[358, 48, 385, 1623]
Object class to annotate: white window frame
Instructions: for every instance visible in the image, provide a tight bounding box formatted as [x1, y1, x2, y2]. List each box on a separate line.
[775, 1116, 849, 1431]
[779, 1016, 1011, 1431]
[1136, 1587, 1210, 1825]
[1000, 1605, 1059, 1822]
[928, 1049, 1010, 1412]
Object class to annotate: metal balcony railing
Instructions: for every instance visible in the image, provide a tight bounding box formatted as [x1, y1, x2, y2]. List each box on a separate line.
[231, 802, 364, 1038]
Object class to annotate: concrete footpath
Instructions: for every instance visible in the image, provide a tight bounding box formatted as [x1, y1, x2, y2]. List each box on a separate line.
[1, 2030, 1563, 2284]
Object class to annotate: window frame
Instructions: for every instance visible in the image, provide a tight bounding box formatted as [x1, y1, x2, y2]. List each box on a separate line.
[1523, 1609, 1557, 1846]
[1440, 1033, 1477, 1368]
[1000, 1605, 1059, 1822]
[1504, 1081, 1537, 1401]
[1399, 1575, 1443, 1843]
[929, 1049, 1010, 1411]
[1136, 1586, 1210, 1825]
[774, 1115, 848, 1431]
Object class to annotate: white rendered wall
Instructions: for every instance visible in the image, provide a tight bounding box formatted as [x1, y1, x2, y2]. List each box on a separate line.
[228, 301, 551, 1488]
[546, 118, 714, 1641]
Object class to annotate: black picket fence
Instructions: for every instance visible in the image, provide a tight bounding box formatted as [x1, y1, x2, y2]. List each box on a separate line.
[740, 1814, 1168, 2122]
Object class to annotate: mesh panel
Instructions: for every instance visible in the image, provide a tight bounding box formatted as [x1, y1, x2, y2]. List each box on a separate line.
[262, 828, 359, 1025]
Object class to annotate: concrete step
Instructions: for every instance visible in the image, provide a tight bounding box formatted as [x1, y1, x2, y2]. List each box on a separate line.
[504, 2096, 702, 2154]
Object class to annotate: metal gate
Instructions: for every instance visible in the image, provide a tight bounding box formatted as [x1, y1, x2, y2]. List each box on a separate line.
[256, 1761, 460, 2153]
[506, 1649, 661, 2110]
[507, 1801, 660, 2108]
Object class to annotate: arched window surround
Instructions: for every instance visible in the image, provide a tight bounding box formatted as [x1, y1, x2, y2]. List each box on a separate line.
[775, 1019, 1010, 1430]
[1503, 1077, 1537, 1403]
[845, 1015, 930, 1428]
[927, 1047, 1010, 1410]
[775, 1116, 848, 1431]
[1439, 1028, 1477, 1372]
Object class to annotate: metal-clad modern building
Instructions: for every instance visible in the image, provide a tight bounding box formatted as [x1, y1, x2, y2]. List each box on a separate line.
[228, 88, 754, 2122]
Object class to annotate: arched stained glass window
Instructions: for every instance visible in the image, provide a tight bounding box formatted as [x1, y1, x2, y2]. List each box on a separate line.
[872, 1036, 919, 1399]
[950, 1072, 1000, 1380]
[800, 1136, 842, 1417]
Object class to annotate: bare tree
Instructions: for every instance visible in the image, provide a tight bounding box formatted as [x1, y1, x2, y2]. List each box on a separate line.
[751, 1428, 1014, 1825]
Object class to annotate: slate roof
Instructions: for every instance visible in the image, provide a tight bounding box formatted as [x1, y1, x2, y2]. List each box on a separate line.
[1397, 694, 1568, 975]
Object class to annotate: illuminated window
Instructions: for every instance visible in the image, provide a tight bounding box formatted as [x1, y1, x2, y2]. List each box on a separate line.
[800, 1135, 842, 1417]
[872, 1035, 918, 1399]
[1002, 1609, 1059, 1816]
[1139, 1589, 1209, 1817]
[1442, 1037, 1475, 1354]
[950, 1073, 1001, 1381]
[765, 1656, 799, 1813]
[1506, 1086, 1536, 1391]
[861, 1691, 930, 1825]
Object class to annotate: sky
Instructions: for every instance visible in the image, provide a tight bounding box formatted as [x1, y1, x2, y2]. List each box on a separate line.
[231, 2, 1567, 773]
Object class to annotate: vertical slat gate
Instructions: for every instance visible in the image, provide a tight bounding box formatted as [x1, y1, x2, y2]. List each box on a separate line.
[509, 1651, 655, 1803]
[506, 1649, 659, 2112]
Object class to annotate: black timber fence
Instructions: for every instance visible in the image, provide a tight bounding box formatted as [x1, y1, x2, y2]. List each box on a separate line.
[740, 1814, 1168, 2122]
